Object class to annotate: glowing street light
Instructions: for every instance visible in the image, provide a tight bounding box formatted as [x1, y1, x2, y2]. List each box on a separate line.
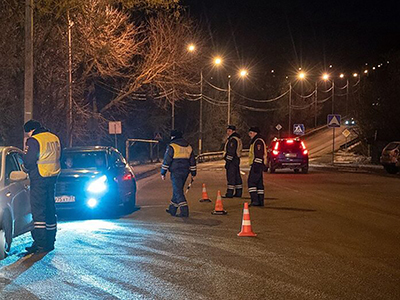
[239, 69, 248, 77]
[298, 72, 306, 79]
[187, 44, 196, 52]
[214, 57, 222, 65]
[364, 70, 368, 74]
[353, 73, 358, 77]
[322, 73, 330, 81]
[339, 73, 345, 78]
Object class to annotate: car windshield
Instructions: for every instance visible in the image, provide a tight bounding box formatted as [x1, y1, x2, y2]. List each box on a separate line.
[62, 151, 107, 169]
[280, 140, 302, 152]
[385, 143, 400, 151]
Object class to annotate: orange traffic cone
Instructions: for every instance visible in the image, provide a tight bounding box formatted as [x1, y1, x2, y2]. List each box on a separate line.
[211, 191, 227, 215]
[199, 184, 212, 202]
[237, 202, 257, 237]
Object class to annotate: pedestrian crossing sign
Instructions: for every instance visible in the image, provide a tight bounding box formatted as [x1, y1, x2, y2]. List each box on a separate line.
[293, 124, 305, 135]
[327, 114, 341, 128]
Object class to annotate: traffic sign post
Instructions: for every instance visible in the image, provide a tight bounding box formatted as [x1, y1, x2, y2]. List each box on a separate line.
[109, 121, 122, 149]
[327, 114, 341, 164]
[275, 124, 282, 138]
[293, 124, 305, 136]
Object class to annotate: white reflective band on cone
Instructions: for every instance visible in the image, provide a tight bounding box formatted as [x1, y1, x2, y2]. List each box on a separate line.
[242, 220, 251, 226]
[244, 209, 249, 214]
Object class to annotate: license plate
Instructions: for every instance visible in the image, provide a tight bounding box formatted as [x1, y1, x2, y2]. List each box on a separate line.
[285, 153, 297, 158]
[282, 163, 301, 166]
[55, 195, 75, 203]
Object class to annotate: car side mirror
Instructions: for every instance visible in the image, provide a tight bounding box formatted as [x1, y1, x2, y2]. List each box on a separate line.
[9, 171, 28, 182]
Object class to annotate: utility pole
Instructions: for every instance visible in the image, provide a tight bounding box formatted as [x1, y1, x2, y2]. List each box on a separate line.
[67, 11, 73, 147]
[198, 70, 203, 154]
[227, 76, 231, 125]
[346, 79, 349, 116]
[314, 81, 318, 128]
[24, 0, 34, 127]
[288, 82, 292, 136]
[331, 80, 335, 114]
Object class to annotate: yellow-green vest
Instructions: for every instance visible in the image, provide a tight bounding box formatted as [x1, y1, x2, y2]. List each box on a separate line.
[223, 136, 243, 158]
[171, 143, 192, 159]
[32, 132, 61, 177]
[249, 138, 267, 166]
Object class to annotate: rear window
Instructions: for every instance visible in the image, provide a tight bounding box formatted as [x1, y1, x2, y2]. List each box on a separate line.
[62, 151, 107, 169]
[385, 143, 400, 151]
[279, 140, 302, 152]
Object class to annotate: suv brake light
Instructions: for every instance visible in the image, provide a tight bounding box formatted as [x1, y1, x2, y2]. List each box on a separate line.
[303, 150, 308, 155]
[272, 150, 279, 156]
[286, 139, 294, 144]
[123, 173, 133, 181]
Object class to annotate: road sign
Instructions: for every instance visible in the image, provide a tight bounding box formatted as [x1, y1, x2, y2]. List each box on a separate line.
[275, 124, 282, 131]
[342, 129, 351, 138]
[109, 121, 122, 134]
[327, 114, 341, 128]
[154, 132, 162, 140]
[293, 124, 305, 136]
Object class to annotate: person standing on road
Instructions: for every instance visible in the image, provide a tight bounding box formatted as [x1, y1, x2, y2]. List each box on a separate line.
[248, 127, 267, 206]
[23, 120, 61, 254]
[161, 130, 196, 217]
[223, 125, 243, 198]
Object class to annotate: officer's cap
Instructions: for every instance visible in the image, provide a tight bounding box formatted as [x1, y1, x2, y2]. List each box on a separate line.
[227, 125, 236, 131]
[248, 126, 260, 133]
[170, 130, 183, 139]
[24, 120, 42, 133]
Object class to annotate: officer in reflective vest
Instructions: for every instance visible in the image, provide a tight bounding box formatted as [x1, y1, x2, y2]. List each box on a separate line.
[23, 120, 61, 254]
[223, 125, 243, 198]
[161, 130, 196, 217]
[248, 127, 267, 206]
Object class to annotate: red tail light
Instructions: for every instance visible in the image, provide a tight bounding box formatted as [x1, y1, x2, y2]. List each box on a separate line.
[286, 139, 294, 144]
[274, 142, 280, 150]
[272, 150, 279, 155]
[123, 173, 133, 181]
[301, 141, 306, 149]
[303, 150, 308, 155]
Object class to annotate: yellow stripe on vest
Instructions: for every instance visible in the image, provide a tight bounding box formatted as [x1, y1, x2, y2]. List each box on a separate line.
[171, 144, 192, 159]
[32, 132, 61, 177]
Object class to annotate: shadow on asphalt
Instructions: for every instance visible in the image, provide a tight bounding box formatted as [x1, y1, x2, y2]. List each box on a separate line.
[57, 206, 140, 221]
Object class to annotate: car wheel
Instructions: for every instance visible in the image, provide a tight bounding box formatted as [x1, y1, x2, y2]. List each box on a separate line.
[123, 194, 136, 213]
[384, 165, 399, 174]
[301, 166, 309, 174]
[294, 169, 300, 173]
[269, 161, 276, 174]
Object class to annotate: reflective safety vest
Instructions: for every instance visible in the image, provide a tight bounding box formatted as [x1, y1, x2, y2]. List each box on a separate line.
[171, 143, 193, 159]
[223, 136, 243, 158]
[249, 138, 267, 166]
[32, 132, 61, 177]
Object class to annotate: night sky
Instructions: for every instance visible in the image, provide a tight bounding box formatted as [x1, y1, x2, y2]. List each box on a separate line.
[183, 0, 400, 76]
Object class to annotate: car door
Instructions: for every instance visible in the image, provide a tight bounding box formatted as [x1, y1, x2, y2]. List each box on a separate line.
[5, 152, 31, 236]
[110, 150, 132, 203]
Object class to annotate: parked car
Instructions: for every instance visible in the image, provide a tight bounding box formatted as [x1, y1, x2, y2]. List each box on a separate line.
[267, 138, 309, 174]
[380, 142, 400, 174]
[55, 146, 136, 214]
[0, 146, 32, 259]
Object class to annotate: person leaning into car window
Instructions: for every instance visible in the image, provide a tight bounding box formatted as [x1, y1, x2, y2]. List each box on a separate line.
[23, 120, 61, 254]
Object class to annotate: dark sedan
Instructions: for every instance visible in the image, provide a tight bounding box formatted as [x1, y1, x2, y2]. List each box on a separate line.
[55, 146, 136, 213]
[267, 138, 309, 174]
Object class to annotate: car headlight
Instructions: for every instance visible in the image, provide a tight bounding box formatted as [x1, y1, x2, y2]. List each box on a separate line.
[87, 175, 107, 193]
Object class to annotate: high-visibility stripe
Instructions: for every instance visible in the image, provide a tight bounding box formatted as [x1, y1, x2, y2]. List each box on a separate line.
[170, 202, 179, 207]
[248, 188, 257, 192]
[34, 226, 46, 229]
[46, 227, 57, 231]
[226, 155, 233, 160]
[242, 220, 251, 226]
[178, 202, 188, 207]
[235, 185, 243, 188]
[34, 222, 46, 224]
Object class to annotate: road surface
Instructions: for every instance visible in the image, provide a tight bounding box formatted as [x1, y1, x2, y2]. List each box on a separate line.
[0, 162, 399, 299]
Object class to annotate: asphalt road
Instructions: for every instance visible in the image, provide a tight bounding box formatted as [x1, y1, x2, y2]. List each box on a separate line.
[1, 162, 399, 300]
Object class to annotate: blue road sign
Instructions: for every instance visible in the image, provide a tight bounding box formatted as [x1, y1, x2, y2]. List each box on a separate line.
[327, 114, 341, 128]
[293, 124, 305, 135]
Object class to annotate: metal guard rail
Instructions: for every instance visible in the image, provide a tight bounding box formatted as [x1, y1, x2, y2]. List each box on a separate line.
[197, 149, 249, 163]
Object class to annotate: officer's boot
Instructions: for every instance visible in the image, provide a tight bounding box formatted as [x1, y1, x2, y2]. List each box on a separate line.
[258, 192, 265, 207]
[177, 206, 189, 217]
[233, 188, 242, 198]
[46, 229, 56, 251]
[222, 187, 234, 198]
[166, 204, 178, 216]
[249, 192, 261, 206]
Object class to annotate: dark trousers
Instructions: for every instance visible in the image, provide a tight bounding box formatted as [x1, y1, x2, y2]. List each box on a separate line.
[168, 172, 189, 217]
[248, 165, 264, 206]
[30, 177, 57, 249]
[225, 159, 242, 197]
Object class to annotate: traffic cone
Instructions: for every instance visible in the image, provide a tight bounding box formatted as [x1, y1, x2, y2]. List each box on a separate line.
[237, 202, 257, 237]
[199, 184, 212, 202]
[211, 191, 227, 215]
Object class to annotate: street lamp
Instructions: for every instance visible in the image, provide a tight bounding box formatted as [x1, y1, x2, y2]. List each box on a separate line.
[339, 73, 345, 78]
[214, 57, 222, 66]
[298, 72, 306, 79]
[353, 73, 358, 77]
[187, 44, 195, 52]
[239, 69, 248, 77]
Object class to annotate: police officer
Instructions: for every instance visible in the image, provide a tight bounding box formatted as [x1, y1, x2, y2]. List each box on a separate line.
[161, 130, 196, 217]
[223, 125, 243, 198]
[23, 120, 61, 253]
[248, 127, 266, 206]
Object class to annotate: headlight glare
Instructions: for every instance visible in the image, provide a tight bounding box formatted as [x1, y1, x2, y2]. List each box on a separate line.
[87, 175, 107, 193]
